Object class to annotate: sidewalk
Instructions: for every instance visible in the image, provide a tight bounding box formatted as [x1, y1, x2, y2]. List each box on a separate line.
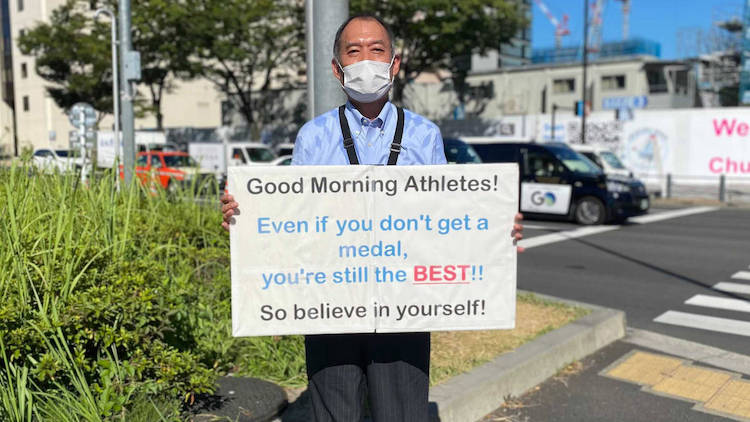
[482, 330, 750, 422]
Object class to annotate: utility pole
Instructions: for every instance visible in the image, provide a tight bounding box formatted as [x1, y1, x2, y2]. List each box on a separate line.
[581, 0, 589, 144]
[118, 0, 140, 185]
[305, 0, 348, 119]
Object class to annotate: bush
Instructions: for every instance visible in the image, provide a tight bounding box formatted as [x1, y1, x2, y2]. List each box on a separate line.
[0, 166, 306, 420]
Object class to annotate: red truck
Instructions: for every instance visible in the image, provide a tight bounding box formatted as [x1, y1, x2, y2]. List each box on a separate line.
[122, 151, 216, 193]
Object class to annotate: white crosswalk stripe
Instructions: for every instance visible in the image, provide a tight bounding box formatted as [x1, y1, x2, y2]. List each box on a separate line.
[684, 294, 750, 313]
[653, 269, 750, 337]
[654, 311, 750, 338]
[714, 282, 750, 295]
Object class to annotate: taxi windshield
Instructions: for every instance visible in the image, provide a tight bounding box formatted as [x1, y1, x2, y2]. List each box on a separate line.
[600, 151, 627, 169]
[549, 146, 602, 175]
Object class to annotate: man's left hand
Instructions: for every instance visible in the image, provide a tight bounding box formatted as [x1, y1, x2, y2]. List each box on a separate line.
[512, 213, 524, 253]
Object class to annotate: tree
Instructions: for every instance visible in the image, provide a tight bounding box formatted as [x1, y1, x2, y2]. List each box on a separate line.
[18, 2, 114, 117]
[18, 0, 198, 129]
[350, 0, 528, 104]
[185, 0, 305, 133]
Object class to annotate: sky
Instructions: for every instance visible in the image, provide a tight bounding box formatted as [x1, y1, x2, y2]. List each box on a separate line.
[531, 0, 745, 59]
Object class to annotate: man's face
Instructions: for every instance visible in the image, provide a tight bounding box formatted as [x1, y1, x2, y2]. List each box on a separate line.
[332, 18, 400, 83]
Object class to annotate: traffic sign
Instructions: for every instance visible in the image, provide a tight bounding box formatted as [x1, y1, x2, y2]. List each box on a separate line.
[68, 102, 97, 128]
[602, 96, 648, 110]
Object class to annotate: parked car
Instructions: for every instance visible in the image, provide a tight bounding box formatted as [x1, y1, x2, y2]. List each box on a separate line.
[32, 148, 84, 173]
[570, 144, 633, 178]
[465, 140, 649, 224]
[443, 138, 482, 164]
[270, 155, 293, 166]
[188, 142, 276, 175]
[275, 142, 295, 157]
[124, 151, 216, 193]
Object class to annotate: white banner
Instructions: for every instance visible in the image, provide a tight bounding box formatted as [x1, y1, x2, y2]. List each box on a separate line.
[520, 183, 572, 215]
[228, 164, 519, 337]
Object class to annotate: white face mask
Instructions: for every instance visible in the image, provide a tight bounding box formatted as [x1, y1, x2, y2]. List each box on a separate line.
[337, 56, 395, 103]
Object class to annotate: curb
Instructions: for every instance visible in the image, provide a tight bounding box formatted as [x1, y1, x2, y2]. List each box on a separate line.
[428, 292, 626, 422]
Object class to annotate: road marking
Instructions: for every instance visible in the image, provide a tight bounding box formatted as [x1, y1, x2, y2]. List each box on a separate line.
[731, 271, 750, 281]
[520, 206, 720, 250]
[654, 311, 750, 337]
[628, 206, 720, 224]
[518, 226, 619, 249]
[714, 282, 750, 295]
[685, 294, 750, 313]
[522, 224, 558, 230]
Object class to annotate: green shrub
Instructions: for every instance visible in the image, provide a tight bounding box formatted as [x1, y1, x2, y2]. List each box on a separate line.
[0, 165, 306, 420]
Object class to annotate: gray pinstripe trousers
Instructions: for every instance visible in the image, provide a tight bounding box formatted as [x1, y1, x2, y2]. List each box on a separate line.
[304, 332, 430, 422]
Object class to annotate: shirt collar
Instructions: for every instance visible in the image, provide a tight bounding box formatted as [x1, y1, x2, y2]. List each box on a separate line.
[345, 101, 392, 130]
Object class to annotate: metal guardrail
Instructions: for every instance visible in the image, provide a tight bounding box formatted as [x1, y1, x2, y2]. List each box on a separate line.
[636, 173, 750, 204]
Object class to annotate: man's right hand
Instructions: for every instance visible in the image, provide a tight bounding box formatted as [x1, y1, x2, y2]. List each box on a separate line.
[220, 194, 239, 231]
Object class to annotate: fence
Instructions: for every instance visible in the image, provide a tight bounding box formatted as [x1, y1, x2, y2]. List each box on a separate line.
[638, 173, 750, 204]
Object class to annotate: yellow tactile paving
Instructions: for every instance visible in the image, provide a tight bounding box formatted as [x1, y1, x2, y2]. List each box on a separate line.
[704, 379, 750, 419]
[604, 351, 683, 386]
[651, 365, 734, 402]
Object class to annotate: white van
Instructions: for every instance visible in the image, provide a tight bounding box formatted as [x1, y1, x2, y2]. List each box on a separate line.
[188, 141, 276, 175]
[570, 144, 632, 178]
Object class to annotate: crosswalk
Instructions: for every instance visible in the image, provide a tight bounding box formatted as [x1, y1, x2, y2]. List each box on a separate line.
[654, 266, 750, 338]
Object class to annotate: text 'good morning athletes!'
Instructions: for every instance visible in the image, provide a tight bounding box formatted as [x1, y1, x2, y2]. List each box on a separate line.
[246, 174, 502, 197]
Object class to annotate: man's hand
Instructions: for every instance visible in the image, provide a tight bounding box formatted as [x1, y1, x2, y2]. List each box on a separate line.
[220, 194, 239, 231]
[512, 213, 524, 253]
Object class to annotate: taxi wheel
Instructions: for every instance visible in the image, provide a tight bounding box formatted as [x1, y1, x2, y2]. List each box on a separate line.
[574, 196, 605, 225]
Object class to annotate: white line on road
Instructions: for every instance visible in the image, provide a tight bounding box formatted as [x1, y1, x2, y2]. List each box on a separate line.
[714, 282, 750, 295]
[518, 226, 620, 249]
[684, 294, 750, 313]
[628, 206, 720, 224]
[731, 271, 750, 281]
[654, 311, 750, 337]
[522, 224, 559, 230]
[519, 206, 720, 250]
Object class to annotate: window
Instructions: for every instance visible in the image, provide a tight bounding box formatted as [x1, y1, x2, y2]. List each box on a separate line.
[647, 70, 668, 93]
[17, 0, 23, 12]
[674, 70, 688, 95]
[602, 75, 625, 90]
[553, 78, 575, 94]
[524, 149, 566, 179]
[150, 155, 162, 168]
[22, 96, 28, 111]
[136, 155, 148, 166]
[231, 147, 247, 164]
[18, 29, 25, 38]
[20, 63, 27, 78]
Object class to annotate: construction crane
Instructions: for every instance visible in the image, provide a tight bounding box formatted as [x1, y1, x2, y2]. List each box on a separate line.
[587, 0, 606, 53]
[614, 0, 631, 40]
[533, 0, 571, 49]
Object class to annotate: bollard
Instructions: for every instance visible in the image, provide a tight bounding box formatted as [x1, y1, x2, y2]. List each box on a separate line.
[666, 173, 672, 199]
[719, 174, 726, 202]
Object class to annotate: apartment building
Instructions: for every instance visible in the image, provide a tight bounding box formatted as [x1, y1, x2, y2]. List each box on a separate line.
[4, 0, 221, 154]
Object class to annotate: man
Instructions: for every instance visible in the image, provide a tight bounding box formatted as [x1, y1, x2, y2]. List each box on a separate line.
[221, 14, 523, 422]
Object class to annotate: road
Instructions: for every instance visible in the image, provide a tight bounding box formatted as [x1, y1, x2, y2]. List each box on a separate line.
[519, 207, 750, 356]
[482, 206, 750, 422]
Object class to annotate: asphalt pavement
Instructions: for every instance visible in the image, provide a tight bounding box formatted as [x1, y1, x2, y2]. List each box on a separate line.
[487, 206, 750, 422]
[518, 207, 750, 356]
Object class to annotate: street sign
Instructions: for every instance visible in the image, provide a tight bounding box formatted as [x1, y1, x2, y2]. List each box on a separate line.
[68, 102, 97, 128]
[602, 96, 648, 110]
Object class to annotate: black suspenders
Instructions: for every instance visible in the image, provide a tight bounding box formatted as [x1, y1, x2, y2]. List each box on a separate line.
[338, 105, 404, 165]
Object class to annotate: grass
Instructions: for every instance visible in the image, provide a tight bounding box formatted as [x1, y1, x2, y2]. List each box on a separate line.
[429, 292, 589, 385]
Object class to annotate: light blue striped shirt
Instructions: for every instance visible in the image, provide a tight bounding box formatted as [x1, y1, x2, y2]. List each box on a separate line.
[292, 101, 447, 166]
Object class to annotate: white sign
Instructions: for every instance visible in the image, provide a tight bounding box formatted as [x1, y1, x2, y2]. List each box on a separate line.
[228, 164, 519, 337]
[520, 183, 572, 215]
